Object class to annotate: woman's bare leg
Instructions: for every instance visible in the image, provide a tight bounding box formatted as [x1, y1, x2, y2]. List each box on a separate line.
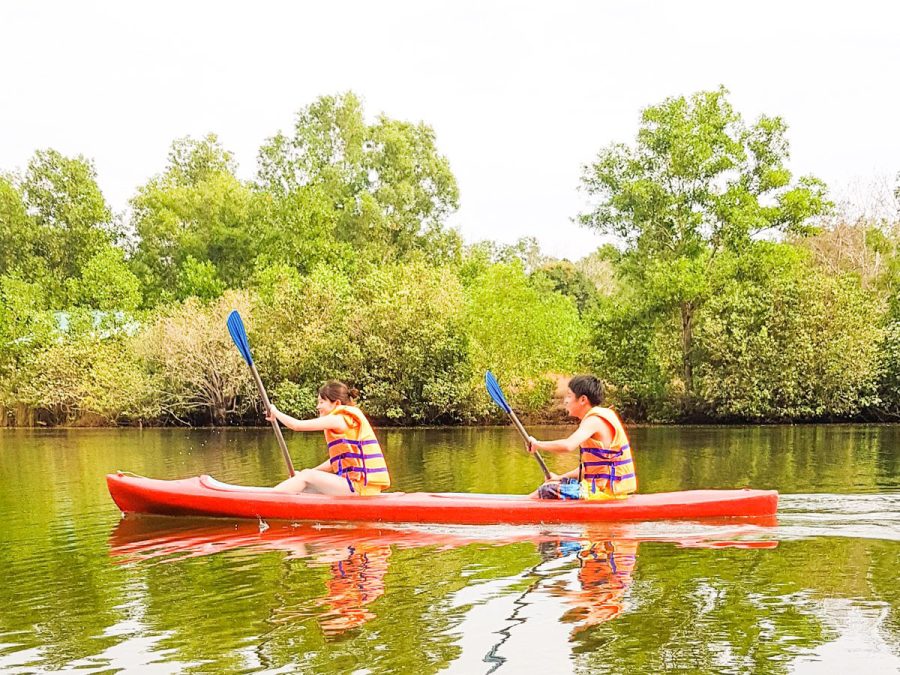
[273, 469, 355, 495]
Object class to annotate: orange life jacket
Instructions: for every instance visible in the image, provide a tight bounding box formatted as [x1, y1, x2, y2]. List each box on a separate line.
[324, 405, 390, 491]
[579, 407, 637, 497]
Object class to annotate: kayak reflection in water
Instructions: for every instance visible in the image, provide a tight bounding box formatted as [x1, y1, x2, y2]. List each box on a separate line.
[542, 538, 638, 635]
[527, 375, 637, 501]
[266, 380, 391, 496]
[109, 518, 776, 643]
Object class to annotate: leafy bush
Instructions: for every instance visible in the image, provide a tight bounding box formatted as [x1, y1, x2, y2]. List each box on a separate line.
[345, 262, 472, 423]
[875, 320, 900, 418]
[137, 291, 255, 424]
[464, 262, 587, 416]
[695, 245, 882, 420]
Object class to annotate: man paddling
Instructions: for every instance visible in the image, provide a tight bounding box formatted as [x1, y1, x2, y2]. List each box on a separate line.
[527, 375, 637, 500]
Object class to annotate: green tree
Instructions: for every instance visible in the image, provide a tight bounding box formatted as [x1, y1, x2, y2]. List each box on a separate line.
[585, 290, 678, 421]
[579, 87, 829, 409]
[0, 176, 38, 276]
[67, 244, 142, 311]
[345, 262, 472, 423]
[8, 150, 115, 304]
[465, 262, 586, 414]
[0, 275, 56, 411]
[534, 259, 599, 315]
[176, 255, 226, 301]
[695, 244, 882, 420]
[252, 185, 354, 276]
[256, 92, 460, 263]
[15, 325, 159, 425]
[249, 262, 355, 412]
[251, 261, 473, 424]
[875, 320, 900, 418]
[130, 135, 260, 304]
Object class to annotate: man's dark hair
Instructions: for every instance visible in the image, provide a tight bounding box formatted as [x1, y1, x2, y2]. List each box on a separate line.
[568, 375, 605, 406]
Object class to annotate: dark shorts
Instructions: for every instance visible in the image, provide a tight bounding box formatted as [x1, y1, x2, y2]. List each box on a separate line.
[537, 478, 581, 500]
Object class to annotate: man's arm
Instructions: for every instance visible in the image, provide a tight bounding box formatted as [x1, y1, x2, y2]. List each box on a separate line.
[528, 416, 609, 453]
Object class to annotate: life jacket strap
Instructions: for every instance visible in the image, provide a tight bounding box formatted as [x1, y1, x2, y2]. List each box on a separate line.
[581, 459, 633, 467]
[327, 438, 380, 449]
[583, 472, 636, 482]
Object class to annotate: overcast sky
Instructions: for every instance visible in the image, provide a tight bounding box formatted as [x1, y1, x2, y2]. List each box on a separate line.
[2, 1, 898, 260]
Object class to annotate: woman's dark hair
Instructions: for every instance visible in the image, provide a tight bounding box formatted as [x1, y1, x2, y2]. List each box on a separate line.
[568, 375, 605, 406]
[318, 381, 360, 405]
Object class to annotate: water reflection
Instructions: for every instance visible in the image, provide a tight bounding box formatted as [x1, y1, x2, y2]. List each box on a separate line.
[2, 425, 898, 673]
[110, 516, 778, 644]
[314, 543, 391, 636]
[544, 538, 638, 635]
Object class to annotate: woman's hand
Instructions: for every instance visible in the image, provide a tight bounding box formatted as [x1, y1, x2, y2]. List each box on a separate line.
[265, 404, 280, 422]
[527, 435, 541, 453]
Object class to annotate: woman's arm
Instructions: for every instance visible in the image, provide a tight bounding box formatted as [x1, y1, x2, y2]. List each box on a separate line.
[266, 405, 349, 433]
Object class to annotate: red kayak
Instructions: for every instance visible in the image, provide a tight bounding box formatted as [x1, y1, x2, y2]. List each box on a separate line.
[107, 472, 778, 524]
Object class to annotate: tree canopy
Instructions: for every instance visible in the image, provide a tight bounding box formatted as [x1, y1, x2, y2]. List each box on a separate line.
[579, 87, 830, 407]
[1, 89, 898, 426]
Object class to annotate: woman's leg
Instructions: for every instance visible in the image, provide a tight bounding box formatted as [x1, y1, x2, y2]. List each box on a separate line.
[273, 469, 355, 495]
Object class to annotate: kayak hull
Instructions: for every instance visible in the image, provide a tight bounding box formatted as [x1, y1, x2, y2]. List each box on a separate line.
[107, 473, 779, 524]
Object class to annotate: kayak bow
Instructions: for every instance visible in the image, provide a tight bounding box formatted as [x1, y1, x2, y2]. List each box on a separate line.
[107, 473, 778, 524]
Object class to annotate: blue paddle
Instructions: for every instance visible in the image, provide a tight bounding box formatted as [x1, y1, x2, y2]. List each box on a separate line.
[485, 371, 551, 480]
[227, 310, 295, 477]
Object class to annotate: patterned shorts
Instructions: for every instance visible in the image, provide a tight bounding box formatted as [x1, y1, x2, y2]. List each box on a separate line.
[537, 478, 582, 500]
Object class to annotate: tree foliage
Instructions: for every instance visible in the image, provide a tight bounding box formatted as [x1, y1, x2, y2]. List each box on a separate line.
[129, 135, 260, 304]
[2, 151, 115, 305]
[465, 262, 587, 413]
[2, 89, 898, 426]
[694, 245, 882, 420]
[580, 87, 830, 407]
[256, 92, 460, 263]
[137, 292, 256, 425]
[67, 245, 142, 311]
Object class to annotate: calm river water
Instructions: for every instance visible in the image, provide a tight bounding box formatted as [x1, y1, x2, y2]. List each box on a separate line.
[1, 425, 898, 673]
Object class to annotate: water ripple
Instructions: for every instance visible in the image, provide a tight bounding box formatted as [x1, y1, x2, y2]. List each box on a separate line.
[776, 493, 900, 541]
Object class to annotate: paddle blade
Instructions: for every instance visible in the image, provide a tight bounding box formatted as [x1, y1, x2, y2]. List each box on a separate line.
[485, 371, 511, 413]
[226, 310, 253, 366]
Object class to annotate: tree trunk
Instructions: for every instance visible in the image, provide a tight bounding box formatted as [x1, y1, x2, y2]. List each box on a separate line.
[210, 398, 226, 426]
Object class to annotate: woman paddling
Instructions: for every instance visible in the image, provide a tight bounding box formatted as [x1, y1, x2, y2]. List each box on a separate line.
[266, 381, 391, 496]
[527, 375, 636, 501]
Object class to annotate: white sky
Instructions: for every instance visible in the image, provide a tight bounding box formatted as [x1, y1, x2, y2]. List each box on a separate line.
[1, 1, 898, 260]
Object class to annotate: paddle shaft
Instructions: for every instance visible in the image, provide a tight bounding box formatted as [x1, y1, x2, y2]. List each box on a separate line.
[248, 362, 295, 477]
[505, 408, 552, 480]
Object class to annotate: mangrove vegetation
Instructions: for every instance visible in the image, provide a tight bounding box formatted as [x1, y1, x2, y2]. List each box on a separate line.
[1, 89, 899, 426]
